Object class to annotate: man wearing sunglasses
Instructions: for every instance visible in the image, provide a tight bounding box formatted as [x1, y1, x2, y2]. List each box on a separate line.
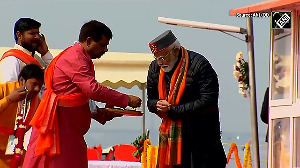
[147, 30, 226, 168]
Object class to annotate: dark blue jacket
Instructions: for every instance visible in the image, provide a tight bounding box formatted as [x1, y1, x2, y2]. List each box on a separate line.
[147, 49, 227, 167]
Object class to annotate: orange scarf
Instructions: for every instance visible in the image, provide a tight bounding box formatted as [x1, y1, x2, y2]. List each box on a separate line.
[30, 46, 89, 156]
[24, 95, 40, 128]
[157, 46, 189, 167]
[1, 49, 42, 68]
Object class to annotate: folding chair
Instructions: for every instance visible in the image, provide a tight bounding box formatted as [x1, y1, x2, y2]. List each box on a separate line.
[114, 144, 140, 162]
[87, 147, 100, 160]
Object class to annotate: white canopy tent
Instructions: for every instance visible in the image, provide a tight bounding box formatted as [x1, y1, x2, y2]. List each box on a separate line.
[93, 51, 153, 134]
[0, 47, 154, 134]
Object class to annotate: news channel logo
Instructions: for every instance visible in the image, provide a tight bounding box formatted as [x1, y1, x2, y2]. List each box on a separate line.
[271, 11, 292, 29]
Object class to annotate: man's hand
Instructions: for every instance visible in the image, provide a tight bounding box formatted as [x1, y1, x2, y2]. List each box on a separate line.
[156, 100, 171, 119]
[156, 99, 170, 112]
[128, 95, 142, 108]
[37, 34, 49, 56]
[92, 108, 123, 125]
[7, 87, 27, 103]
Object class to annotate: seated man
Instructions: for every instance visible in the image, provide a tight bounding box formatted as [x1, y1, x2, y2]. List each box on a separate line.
[0, 64, 44, 168]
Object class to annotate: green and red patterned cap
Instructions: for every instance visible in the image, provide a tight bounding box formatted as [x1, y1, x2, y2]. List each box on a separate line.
[149, 30, 177, 54]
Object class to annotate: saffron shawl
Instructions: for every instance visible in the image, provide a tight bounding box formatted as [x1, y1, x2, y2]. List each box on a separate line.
[157, 46, 189, 167]
[1, 49, 42, 68]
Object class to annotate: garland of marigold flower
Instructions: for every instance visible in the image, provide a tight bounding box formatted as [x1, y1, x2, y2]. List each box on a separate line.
[227, 142, 242, 168]
[142, 139, 151, 168]
[147, 144, 152, 168]
[10, 100, 30, 168]
[141, 139, 158, 168]
[10, 113, 26, 168]
[242, 142, 252, 168]
[233, 51, 249, 98]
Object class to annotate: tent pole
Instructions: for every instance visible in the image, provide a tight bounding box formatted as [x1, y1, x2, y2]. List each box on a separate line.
[142, 83, 146, 135]
[246, 17, 260, 168]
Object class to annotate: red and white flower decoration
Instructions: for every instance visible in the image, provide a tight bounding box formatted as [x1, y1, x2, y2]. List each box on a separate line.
[132, 133, 146, 159]
[233, 51, 249, 98]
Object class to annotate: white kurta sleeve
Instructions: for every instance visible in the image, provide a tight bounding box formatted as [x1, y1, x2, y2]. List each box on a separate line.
[41, 51, 53, 66]
[0, 57, 20, 83]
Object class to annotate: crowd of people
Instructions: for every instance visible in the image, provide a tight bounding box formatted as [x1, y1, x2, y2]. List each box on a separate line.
[0, 18, 226, 168]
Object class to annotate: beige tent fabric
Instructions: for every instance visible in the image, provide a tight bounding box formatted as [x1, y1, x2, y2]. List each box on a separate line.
[94, 52, 153, 89]
[0, 47, 153, 89]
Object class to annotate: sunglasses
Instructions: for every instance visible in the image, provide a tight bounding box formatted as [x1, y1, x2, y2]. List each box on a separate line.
[153, 48, 175, 61]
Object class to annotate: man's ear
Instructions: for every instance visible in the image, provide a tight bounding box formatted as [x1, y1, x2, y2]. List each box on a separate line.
[86, 37, 92, 47]
[174, 47, 180, 52]
[173, 47, 180, 56]
[19, 77, 25, 86]
[16, 31, 22, 42]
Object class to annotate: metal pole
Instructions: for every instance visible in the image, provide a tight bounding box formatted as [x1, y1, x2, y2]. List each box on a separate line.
[142, 83, 146, 135]
[246, 17, 260, 168]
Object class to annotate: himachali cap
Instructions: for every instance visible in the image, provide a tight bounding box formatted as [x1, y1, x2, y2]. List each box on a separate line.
[149, 30, 177, 54]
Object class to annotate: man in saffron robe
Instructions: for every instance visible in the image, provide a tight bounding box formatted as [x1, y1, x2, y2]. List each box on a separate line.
[0, 64, 44, 168]
[0, 18, 53, 83]
[23, 20, 142, 168]
[147, 30, 227, 168]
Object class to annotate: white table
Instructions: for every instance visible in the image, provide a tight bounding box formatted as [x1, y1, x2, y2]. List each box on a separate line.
[88, 161, 141, 168]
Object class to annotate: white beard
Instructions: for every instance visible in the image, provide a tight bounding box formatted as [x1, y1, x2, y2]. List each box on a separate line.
[161, 55, 178, 72]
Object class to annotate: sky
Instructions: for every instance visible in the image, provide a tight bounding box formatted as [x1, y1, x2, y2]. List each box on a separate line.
[0, 0, 271, 149]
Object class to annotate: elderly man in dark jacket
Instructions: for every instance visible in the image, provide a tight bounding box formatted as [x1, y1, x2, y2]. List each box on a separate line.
[147, 30, 227, 168]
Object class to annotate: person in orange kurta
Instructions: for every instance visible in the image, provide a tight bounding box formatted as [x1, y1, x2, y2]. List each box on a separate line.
[23, 20, 142, 168]
[0, 64, 44, 168]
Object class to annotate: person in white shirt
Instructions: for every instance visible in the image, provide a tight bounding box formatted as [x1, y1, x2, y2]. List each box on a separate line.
[0, 18, 53, 83]
[0, 18, 53, 163]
